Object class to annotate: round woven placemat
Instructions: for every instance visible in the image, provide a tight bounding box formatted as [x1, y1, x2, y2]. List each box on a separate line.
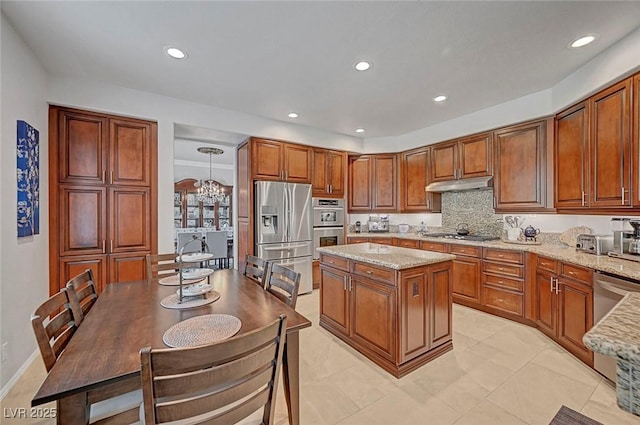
[163, 314, 242, 347]
[158, 275, 205, 286]
[160, 291, 220, 310]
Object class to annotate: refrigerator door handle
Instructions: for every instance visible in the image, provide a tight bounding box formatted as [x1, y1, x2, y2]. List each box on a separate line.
[263, 244, 310, 251]
[276, 258, 310, 267]
[284, 184, 289, 242]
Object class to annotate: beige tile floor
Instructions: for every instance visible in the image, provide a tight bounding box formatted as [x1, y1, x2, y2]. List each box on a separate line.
[2, 290, 639, 425]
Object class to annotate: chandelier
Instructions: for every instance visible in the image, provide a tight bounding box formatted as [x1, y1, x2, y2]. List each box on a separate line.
[196, 147, 226, 203]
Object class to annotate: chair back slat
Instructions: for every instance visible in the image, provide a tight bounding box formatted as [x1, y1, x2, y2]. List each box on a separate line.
[264, 263, 301, 309]
[243, 255, 269, 286]
[31, 289, 77, 372]
[146, 253, 180, 283]
[141, 315, 287, 425]
[66, 269, 98, 324]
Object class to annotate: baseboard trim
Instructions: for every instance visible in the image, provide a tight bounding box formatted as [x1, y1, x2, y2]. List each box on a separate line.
[0, 350, 39, 401]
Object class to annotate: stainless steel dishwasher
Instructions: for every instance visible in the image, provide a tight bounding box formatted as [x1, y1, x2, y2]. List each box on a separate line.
[593, 271, 640, 382]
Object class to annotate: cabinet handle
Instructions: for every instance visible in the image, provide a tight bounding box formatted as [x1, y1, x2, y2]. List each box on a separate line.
[581, 191, 586, 207]
[568, 271, 575, 275]
[498, 280, 504, 284]
[549, 276, 554, 292]
[426, 198, 430, 209]
[554, 278, 560, 294]
[622, 186, 627, 205]
[102, 240, 106, 254]
[343, 280, 347, 291]
[498, 267, 504, 271]
[284, 170, 288, 180]
[110, 240, 113, 252]
[460, 249, 465, 252]
[102, 170, 106, 183]
[110, 171, 114, 184]
[498, 254, 504, 258]
[329, 184, 333, 193]
[365, 270, 373, 274]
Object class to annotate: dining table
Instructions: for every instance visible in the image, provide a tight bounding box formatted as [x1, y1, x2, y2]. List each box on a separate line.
[31, 269, 312, 425]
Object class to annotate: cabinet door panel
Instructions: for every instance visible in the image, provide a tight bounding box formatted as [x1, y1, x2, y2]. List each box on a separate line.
[59, 186, 107, 256]
[634, 74, 640, 207]
[59, 255, 107, 294]
[557, 279, 593, 365]
[327, 150, 346, 197]
[452, 257, 481, 304]
[400, 270, 429, 363]
[109, 187, 151, 253]
[494, 120, 546, 210]
[284, 144, 311, 183]
[591, 79, 632, 207]
[237, 218, 251, 274]
[108, 253, 147, 284]
[320, 267, 349, 335]
[431, 141, 457, 182]
[110, 119, 153, 186]
[372, 155, 397, 210]
[348, 156, 372, 211]
[459, 133, 492, 179]
[401, 148, 429, 211]
[58, 110, 108, 184]
[252, 139, 283, 180]
[430, 263, 452, 348]
[555, 102, 589, 208]
[351, 277, 396, 361]
[312, 149, 328, 196]
[536, 271, 556, 337]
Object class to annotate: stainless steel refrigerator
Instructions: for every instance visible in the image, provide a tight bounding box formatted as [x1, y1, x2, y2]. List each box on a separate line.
[254, 181, 313, 294]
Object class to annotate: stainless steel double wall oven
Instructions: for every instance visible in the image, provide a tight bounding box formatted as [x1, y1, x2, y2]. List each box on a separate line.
[312, 198, 344, 259]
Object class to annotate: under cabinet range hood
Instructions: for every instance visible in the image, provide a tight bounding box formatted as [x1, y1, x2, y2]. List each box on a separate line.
[425, 176, 493, 192]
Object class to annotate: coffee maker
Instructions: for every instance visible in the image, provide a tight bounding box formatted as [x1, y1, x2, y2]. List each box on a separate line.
[629, 220, 640, 255]
[608, 218, 640, 262]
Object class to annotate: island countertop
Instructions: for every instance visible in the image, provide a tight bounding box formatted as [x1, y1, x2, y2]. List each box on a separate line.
[317, 242, 455, 270]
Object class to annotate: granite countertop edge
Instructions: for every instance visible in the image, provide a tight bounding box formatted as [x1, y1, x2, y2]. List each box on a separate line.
[317, 245, 455, 270]
[346, 232, 640, 281]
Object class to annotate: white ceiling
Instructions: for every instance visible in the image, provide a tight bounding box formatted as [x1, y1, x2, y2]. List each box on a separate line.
[3, 1, 640, 138]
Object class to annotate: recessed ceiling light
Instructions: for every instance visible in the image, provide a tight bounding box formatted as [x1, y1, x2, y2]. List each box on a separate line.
[355, 128, 365, 133]
[433, 95, 447, 102]
[165, 46, 187, 59]
[569, 34, 598, 48]
[288, 112, 298, 118]
[354, 61, 371, 71]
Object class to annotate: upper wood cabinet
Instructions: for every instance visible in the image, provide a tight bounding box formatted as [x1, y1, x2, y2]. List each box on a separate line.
[635, 73, 640, 207]
[493, 119, 552, 212]
[400, 147, 441, 212]
[250, 138, 311, 183]
[555, 77, 633, 210]
[57, 109, 153, 187]
[430, 132, 492, 182]
[312, 148, 346, 198]
[348, 154, 398, 212]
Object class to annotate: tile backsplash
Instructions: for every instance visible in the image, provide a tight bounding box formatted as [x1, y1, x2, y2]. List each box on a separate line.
[441, 189, 502, 236]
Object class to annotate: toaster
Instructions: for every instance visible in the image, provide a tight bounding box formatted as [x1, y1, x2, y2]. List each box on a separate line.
[575, 234, 613, 255]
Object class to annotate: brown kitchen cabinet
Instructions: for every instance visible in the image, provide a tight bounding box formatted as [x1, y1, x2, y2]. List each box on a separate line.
[481, 248, 525, 319]
[430, 132, 492, 182]
[635, 73, 640, 207]
[400, 147, 441, 212]
[555, 77, 633, 210]
[534, 256, 593, 366]
[250, 138, 311, 183]
[449, 244, 482, 306]
[493, 118, 553, 212]
[395, 238, 420, 249]
[312, 148, 346, 198]
[49, 105, 157, 295]
[347, 236, 370, 244]
[320, 253, 453, 377]
[348, 154, 398, 212]
[312, 260, 321, 290]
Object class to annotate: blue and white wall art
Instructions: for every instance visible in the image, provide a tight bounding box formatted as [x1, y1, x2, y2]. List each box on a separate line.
[17, 120, 40, 237]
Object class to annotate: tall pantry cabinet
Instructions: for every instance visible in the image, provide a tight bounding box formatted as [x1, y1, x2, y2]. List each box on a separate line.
[49, 106, 157, 295]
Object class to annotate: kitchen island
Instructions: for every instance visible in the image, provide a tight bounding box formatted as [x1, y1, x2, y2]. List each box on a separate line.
[318, 243, 455, 378]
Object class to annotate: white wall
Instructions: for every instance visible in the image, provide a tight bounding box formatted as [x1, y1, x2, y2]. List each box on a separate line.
[0, 13, 49, 390]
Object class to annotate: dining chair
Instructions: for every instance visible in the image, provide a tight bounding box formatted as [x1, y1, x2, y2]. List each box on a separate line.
[243, 254, 270, 286]
[65, 269, 98, 325]
[263, 263, 301, 309]
[140, 315, 287, 425]
[145, 253, 180, 283]
[205, 230, 228, 269]
[31, 289, 142, 424]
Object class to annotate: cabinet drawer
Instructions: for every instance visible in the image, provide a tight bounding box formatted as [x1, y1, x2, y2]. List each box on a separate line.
[449, 244, 481, 258]
[420, 241, 447, 253]
[536, 256, 558, 273]
[395, 238, 420, 249]
[561, 263, 592, 285]
[320, 254, 349, 271]
[483, 261, 524, 278]
[372, 237, 394, 246]
[483, 248, 523, 264]
[348, 237, 370, 244]
[482, 286, 523, 316]
[483, 273, 523, 292]
[353, 261, 395, 284]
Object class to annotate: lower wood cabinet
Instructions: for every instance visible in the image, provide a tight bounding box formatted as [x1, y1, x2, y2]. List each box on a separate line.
[319, 253, 453, 377]
[450, 244, 482, 305]
[312, 260, 321, 290]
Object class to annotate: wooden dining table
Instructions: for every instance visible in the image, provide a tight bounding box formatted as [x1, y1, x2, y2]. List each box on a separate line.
[31, 269, 312, 425]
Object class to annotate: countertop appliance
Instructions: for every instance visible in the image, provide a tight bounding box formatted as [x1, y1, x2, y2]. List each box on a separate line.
[368, 214, 389, 233]
[575, 234, 613, 255]
[312, 198, 344, 260]
[608, 219, 640, 262]
[255, 181, 313, 294]
[593, 271, 640, 382]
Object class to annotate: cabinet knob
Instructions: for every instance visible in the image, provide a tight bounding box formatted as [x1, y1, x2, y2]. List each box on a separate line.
[365, 270, 373, 274]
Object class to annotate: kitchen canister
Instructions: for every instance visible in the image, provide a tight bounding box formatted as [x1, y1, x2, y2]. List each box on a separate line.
[398, 223, 410, 233]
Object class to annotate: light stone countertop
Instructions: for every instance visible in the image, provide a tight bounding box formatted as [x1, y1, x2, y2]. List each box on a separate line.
[347, 232, 640, 280]
[317, 243, 455, 270]
[583, 294, 640, 363]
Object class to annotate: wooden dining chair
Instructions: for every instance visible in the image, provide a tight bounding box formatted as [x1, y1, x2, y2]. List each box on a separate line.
[145, 253, 180, 283]
[32, 289, 142, 424]
[140, 315, 287, 425]
[243, 255, 270, 286]
[66, 269, 98, 325]
[263, 263, 301, 309]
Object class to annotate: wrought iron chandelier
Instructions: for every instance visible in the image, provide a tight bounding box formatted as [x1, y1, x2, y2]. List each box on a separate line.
[196, 147, 226, 203]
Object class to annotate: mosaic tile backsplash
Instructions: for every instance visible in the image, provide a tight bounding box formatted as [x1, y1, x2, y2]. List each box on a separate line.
[441, 189, 503, 236]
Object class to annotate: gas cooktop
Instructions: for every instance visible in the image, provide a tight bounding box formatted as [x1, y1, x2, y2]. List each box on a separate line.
[422, 233, 500, 242]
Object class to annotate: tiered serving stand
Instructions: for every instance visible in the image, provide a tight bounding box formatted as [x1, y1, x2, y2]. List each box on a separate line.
[175, 235, 215, 304]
